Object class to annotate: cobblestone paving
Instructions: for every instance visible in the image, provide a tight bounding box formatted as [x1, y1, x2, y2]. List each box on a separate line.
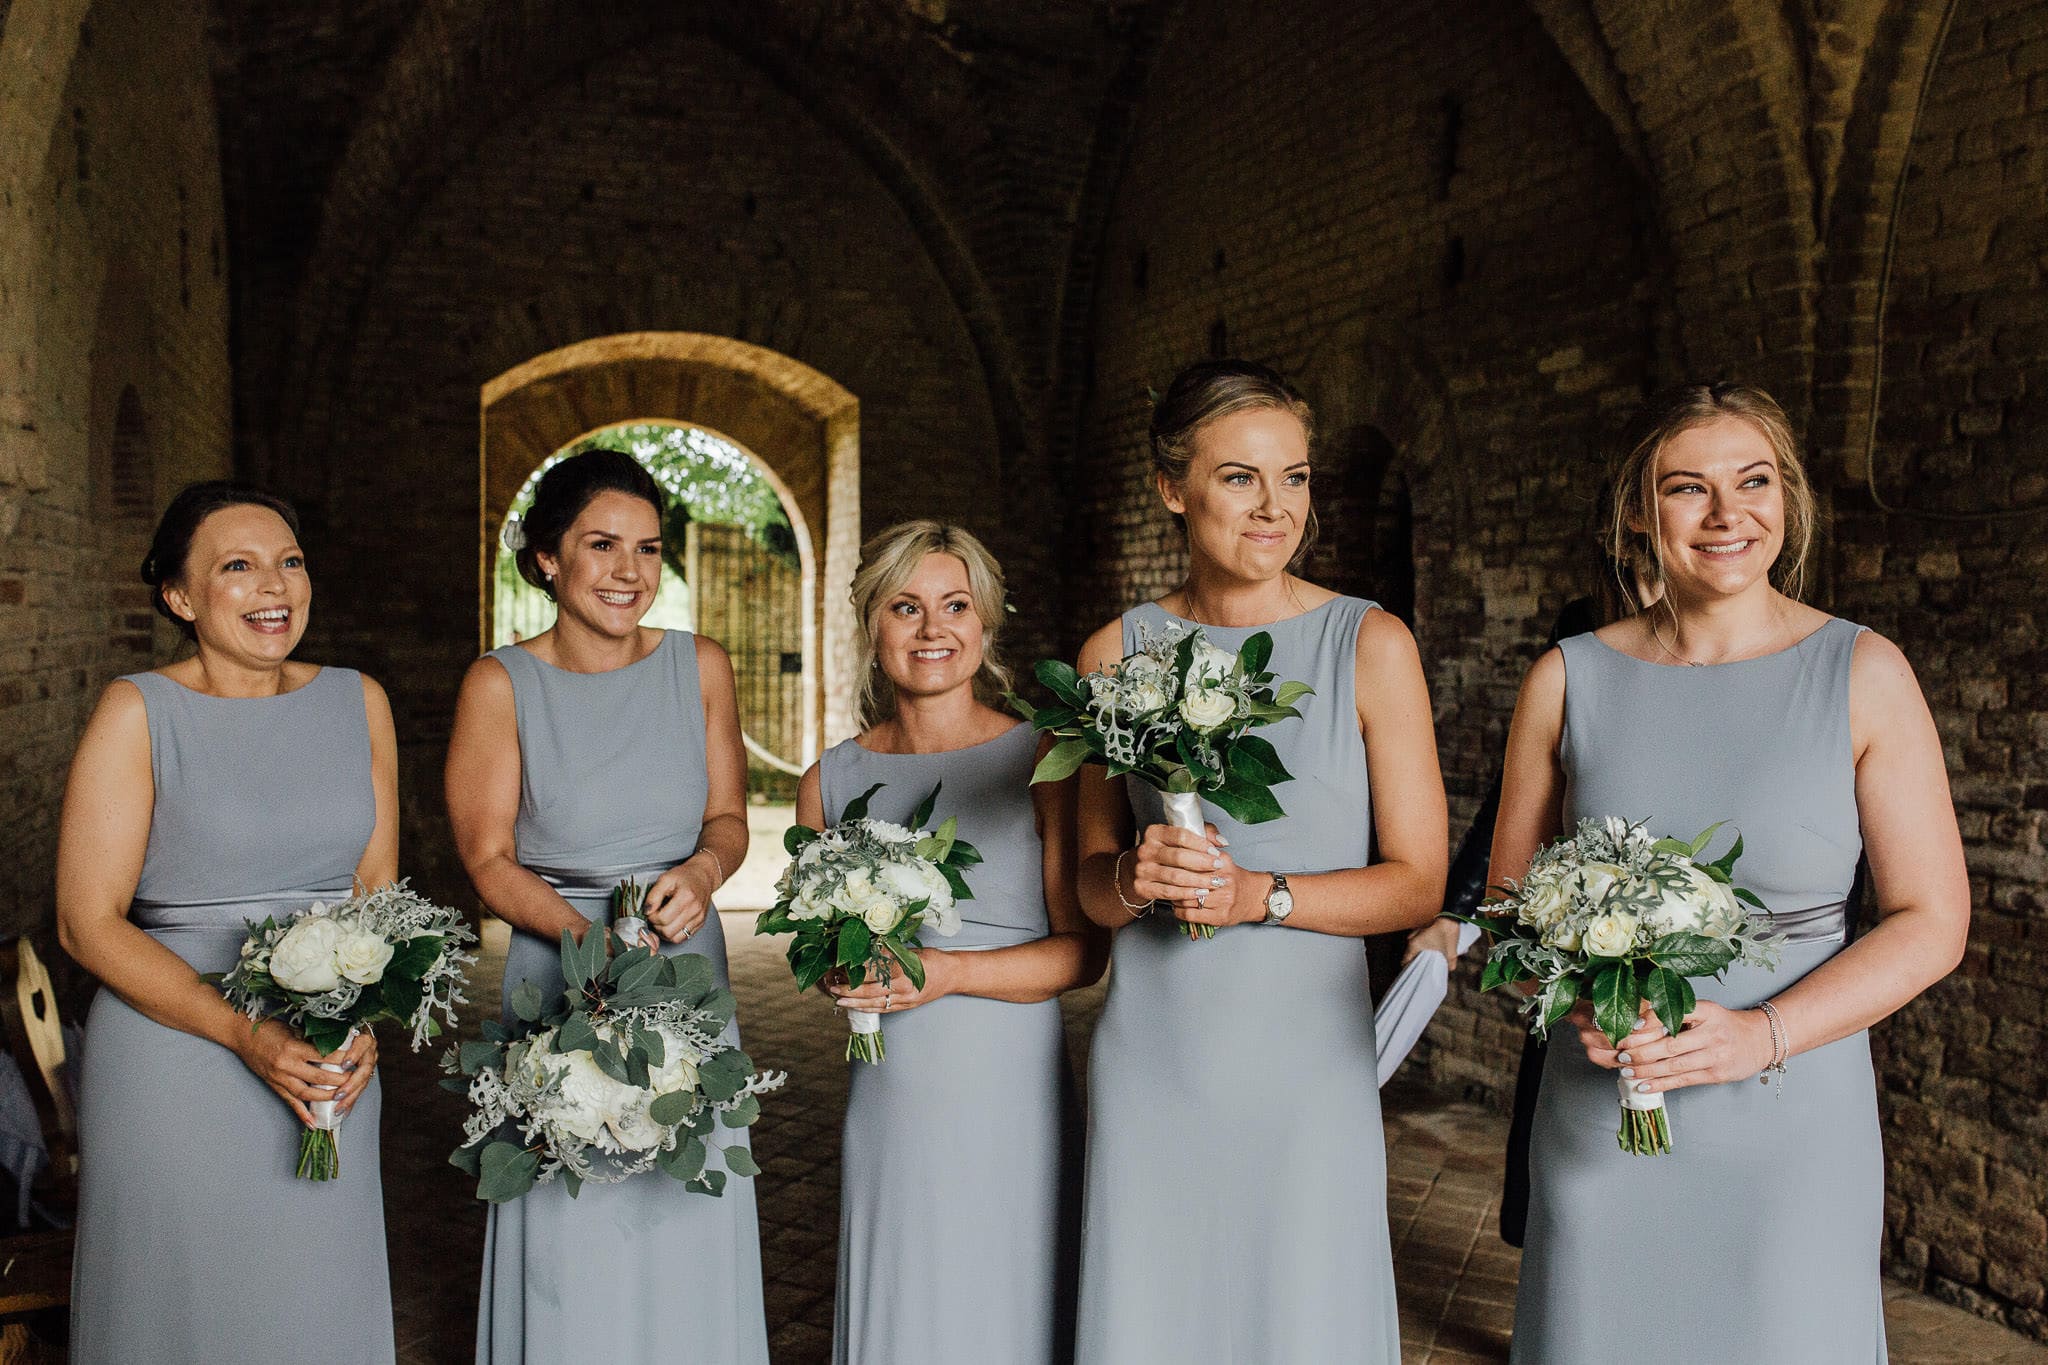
[379, 919, 2048, 1364]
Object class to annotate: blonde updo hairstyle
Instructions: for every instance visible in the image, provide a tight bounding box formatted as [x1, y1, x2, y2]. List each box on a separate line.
[850, 520, 1014, 729]
[1604, 381, 1818, 613]
[1150, 358, 1319, 569]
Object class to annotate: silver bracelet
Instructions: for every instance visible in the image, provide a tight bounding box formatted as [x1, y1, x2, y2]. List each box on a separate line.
[1756, 1000, 1787, 1097]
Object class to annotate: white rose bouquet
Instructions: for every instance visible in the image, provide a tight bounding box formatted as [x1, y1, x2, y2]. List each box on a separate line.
[212, 881, 477, 1179]
[445, 928, 785, 1202]
[1458, 818, 1782, 1155]
[755, 781, 978, 1063]
[1012, 622, 1312, 937]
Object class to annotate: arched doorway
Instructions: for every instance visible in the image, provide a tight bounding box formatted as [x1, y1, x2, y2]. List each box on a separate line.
[480, 332, 861, 765]
[491, 420, 809, 796]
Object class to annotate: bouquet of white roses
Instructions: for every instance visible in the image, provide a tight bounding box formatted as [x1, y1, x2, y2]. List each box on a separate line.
[1460, 818, 1783, 1155]
[1013, 622, 1312, 937]
[213, 881, 477, 1179]
[755, 781, 978, 1063]
[445, 927, 785, 1202]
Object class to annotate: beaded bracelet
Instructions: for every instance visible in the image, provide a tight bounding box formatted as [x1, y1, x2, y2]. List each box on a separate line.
[1756, 999, 1788, 1096]
[1113, 847, 1150, 918]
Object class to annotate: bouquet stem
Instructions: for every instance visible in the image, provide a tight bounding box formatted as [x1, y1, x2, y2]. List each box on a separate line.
[300, 1026, 357, 1181]
[1617, 1073, 1673, 1155]
[1160, 791, 1215, 940]
[846, 1008, 885, 1064]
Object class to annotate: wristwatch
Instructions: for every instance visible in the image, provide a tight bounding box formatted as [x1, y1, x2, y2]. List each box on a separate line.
[1262, 872, 1294, 926]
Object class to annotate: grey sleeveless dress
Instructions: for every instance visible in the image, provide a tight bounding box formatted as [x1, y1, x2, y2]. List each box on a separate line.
[821, 722, 1078, 1365]
[1513, 620, 1882, 1363]
[474, 631, 769, 1365]
[72, 667, 393, 1364]
[1076, 597, 1399, 1364]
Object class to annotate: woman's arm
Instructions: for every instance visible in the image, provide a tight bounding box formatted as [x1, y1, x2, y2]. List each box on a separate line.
[840, 733, 1109, 1013]
[356, 674, 400, 887]
[1071, 621, 1148, 931]
[56, 682, 373, 1121]
[641, 637, 750, 942]
[1620, 632, 1971, 1094]
[1488, 649, 1569, 891]
[444, 657, 589, 944]
[1178, 610, 1450, 937]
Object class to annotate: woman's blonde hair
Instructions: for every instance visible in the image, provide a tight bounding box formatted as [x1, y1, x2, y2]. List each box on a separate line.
[849, 520, 1014, 728]
[1604, 382, 1818, 612]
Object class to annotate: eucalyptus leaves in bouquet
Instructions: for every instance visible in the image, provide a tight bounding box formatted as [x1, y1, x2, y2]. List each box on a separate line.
[213, 881, 477, 1179]
[1460, 817, 1783, 1155]
[445, 928, 785, 1202]
[756, 781, 978, 1063]
[1012, 621, 1312, 937]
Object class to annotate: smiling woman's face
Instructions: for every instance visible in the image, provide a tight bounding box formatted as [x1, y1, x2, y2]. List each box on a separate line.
[873, 552, 984, 704]
[1644, 416, 1786, 602]
[1160, 406, 1312, 583]
[161, 503, 311, 666]
[537, 489, 663, 640]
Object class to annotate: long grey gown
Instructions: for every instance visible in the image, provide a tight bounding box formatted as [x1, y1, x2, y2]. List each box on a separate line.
[1513, 620, 1883, 1363]
[821, 722, 1078, 1365]
[73, 666, 394, 1364]
[1076, 597, 1399, 1364]
[474, 631, 769, 1365]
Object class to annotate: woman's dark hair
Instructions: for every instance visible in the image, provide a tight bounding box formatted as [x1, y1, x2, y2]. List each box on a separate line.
[1149, 359, 1320, 568]
[140, 481, 302, 640]
[514, 448, 666, 601]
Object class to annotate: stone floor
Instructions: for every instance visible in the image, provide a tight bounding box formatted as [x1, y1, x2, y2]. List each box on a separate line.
[378, 917, 2048, 1364]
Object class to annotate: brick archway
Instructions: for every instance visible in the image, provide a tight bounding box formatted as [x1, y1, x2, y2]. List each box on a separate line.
[481, 331, 860, 757]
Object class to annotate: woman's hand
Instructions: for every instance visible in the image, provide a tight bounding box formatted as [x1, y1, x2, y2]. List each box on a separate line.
[1608, 1000, 1775, 1095]
[234, 1019, 376, 1126]
[1565, 997, 1660, 1070]
[1131, 822, 1247, 918]
[828, 950, 957, 1015]
[1402, 916, 1464, 967]
[643, 859, 717, 943]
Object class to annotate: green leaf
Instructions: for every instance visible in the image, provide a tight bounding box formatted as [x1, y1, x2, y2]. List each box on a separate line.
[946, 837, 983, 869]
[649, 1090, 697, 1127]
[721, 1144, 761, 1178]
[791, 940, 833, 993]
[561, 1169, 583, 1200]
[915, 814, 958, 865]
[1650, 837, 1695, 858]
[1542, 973, 1581, 1029]
[624, 1048, 650, 1090]
[881, 936, 926, 990]
[1003, 690, 1038, 724]
[697, 1049, 752, 1103]
[379, 974, 423, 1025]
[448, 1141, 484, 1177]
[1239, 631, 1274, 677]
[1032, 659, 1087, 708]
[658, 1135, 707, 1183]
[669, 953, 714, 997]
[1205, 781, 1285, 824]
[1029, 738, 1093, 785]
[938, 865, 972, 904]
[480, 1019, 511, 1044]
[591, 1039, 628, 1084]
[783, 823, 821, 857]
[1590, 963, 1641, 1048]
[1226, 733, 1290, 786]
[1480, 955, 1531, 992]
[557, 1013, 598, 1054]
[439, 1075, 471, 1095]
[509, 981, 544, 1023]
[636, 1027, 666, 1067]
[616, 953, 663, 996]
[696, 1168, 728, 1198]
[1271, 680, 1314, 709]
[722, 1093, 763, 1127]
[458, 1040, 501, 1074]
[1642, 966, 1696, 1039]
[842, 782, 886, 824]
[1710, 833, 1744, 877]
[386, 934, 445, 980]
[1687, 821, 1728, 860]
[477, 1141, 541, 1204]
[1733, 887, 1768, 912]
[836, 917, 874, 969]
[908, 782, 942, 832]
[697, 987, 738, 1032]
[1647, 932, 1737, 977]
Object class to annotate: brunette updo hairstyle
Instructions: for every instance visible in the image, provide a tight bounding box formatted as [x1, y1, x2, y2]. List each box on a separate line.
[1149, 359, 1319, 567]
[139, 481, 303, 641]
[513, 448, 666, 601]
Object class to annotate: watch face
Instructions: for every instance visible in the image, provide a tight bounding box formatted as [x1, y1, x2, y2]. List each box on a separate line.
[1267, 887, 1294, 918]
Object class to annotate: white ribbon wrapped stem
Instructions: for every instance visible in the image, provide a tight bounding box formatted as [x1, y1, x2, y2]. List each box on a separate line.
[1618, 1072, 1667, 1112]
[308, 1025, 359, 1133]
[1161, 789, 1206, 836]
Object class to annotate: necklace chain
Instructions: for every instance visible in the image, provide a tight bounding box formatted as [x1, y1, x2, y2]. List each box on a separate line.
[1648, 603, 1787, 667]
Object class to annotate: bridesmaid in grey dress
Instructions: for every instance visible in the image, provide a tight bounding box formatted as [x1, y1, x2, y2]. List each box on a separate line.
[801, 521, 1103, 1365]
[446, 450, 766, 1365]
[1071, 362, 1449, 1363]
[60, 483, 395, 1364]
[1493, 384, 1969, 1363]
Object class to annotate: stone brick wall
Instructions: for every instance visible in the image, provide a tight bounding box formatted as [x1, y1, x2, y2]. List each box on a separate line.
[276, 27, 1015, 905]
[0, 0, 230, 935]
[1834, 0, 2048, 1332]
